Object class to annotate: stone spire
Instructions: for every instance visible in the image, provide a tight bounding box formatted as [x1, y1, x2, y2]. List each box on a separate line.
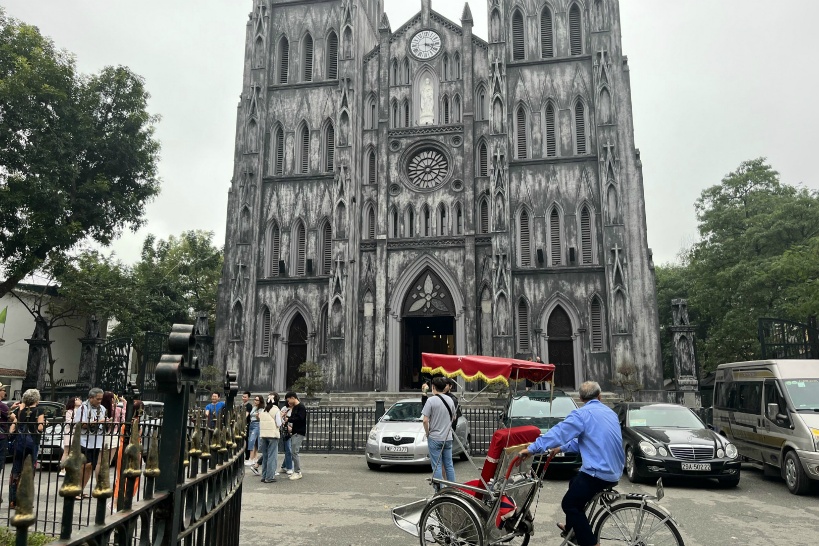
[461, 2, 473, 24]
[379, 12, 391, 33]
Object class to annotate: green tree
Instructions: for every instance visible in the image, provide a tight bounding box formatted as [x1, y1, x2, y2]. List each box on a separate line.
[0, 9, 160, 298]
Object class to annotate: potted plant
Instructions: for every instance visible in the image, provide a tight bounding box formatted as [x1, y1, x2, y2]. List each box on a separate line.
[486, 379, 509, 408]
[292, 361, 326, 406]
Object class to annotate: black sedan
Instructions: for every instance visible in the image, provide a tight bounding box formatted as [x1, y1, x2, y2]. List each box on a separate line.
[614, 402, 741, 487]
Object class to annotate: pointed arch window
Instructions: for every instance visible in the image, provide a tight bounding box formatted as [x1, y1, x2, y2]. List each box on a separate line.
[515, 105, 528, 159]
[273, 125, 285, 175]
[231, 302, 244, 339]
[259, 306, 272, 355]
[477, 141, 488, 177]
[403, 99, 411, 127]
[569, 4, 583, 56]
[391, 59, 398, 86]
[402, 58, 410, 84]
[405, 206, 415, 237]
[476, 85, 488, 121]
[549, 208, 562, 266]
[580, 205, 593, 264]
[454, 203, 463, 235]
[335, 202, 347, 237]
[389, 207, 399, 238]
[327, 31, 339, 79]
[323, 121, 335, 172]
[239, 207, 251, 244]
[278, 36, 290, 84]
[545, 102, 557, 157]
[320, 220, 332, 275]
[541, 7, 554, 58]
[518, 299, 530, 352]
[294, 220, 307, 276]
[367, 149, 376, 185]
[391, 100, 398, 128]
[298, 123, 310, 173]
[454, 53, 461, 79]
[365, 205, 376, 239]
[423, 206, 431, 237]
[453, 95, 461, 123]
[518, 209, 532, 266]
[438, 204, 447, 236]
[365, 95, 377, 129]
[590, 297, 604, 351]
[268, 222, 280, 277]
[302, 33, 314, 82]
[511, 9, 525, 61]
[442, 95, 450, 124]
[254, 37, 265, 68]
[342, 26, 353, 59]
[479, 199, 489, 234]
[320, 304, 329, 353]
[575, 100, 587, 155]
[443, 54, 449, 81]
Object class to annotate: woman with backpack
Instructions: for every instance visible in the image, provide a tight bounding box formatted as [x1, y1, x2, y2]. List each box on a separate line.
[252, 394, 282, 483]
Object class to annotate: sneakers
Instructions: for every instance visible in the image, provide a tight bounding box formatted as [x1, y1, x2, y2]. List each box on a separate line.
[250, 466, 260, 476]
[57, 470, 66, 478]
[286, 469, 294, 475]
[261, 478, 277, 483]
[244, 460, 254, 466]
[289, 472, 303, 481]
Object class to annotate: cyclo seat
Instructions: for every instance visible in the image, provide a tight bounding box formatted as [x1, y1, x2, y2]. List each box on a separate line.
[458, 426, 541, 499]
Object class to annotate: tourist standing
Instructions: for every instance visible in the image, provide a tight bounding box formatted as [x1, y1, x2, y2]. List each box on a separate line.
[9, 389, 45, 508]
[285, 392, 306, 480]
[204, 392, 225, 429]
[58, 396, 81, 477]
[246, 395, 263, 465]
[279, 404, 293, 476]
[255, 394, 282, 482]
[74, 387, 108, 496]
[422, 376, 456, 488]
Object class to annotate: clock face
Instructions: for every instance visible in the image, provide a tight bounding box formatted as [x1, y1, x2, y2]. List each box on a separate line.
[410, 30, 442, 60]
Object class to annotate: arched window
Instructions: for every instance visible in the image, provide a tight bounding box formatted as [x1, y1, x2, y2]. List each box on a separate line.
[442, 54, 449, 81]
[388, 207, 399, 238]
[239, 207, 251, 243]
[517, 299, 530, 352]
[320, 219, 332, 275]
[453, 95, 461, 123]
[278, 36, 290, 84]
[391, 99, 398, 128]
[575, 99, 587, 155]
[454, 203, 463, 235]
[518, 209, 532, 266]
[422, 205, 431, 236]
[549, 207, 562, 266]
[367, 149, 376, 185]
[298, 122, 310, 173]
[365, 204, 376, 239]
[294, 220, 307, 276]
[545, 102, 557, 157]
[438, 204, 447, 236]
[442, 95, 450, 124]
[477, 141, 489, 177]
[260, 307, 272, 355]
[403, 99, 411, 127]
[580, 205, 593, 264]
[254, 37, 265, 68]
[326, 31, 339, 79]
[402, 58, 410, 84]
[335, 201, 346, 237]
[492, 97, 503, 133]
[231, 302, 244, 339]
[302, 33, 314, 82]
[590, 296, 605, 351]
[541, 6, 554, 58]
[405, 206, 415, 237]
[319, 304, 329, 354]
[365, 95, 377, 129]
[323, 121, 335, 172]
[511, 9, 525, 61]
[391, 59, 398, 86]
[273, 124, 285, 175]
[479, 198, 489, 234]
[476, 84, 488, 121]
[569, 4, 583, 56]
[515, 105, 528, 159]
[343, 26, 353, 59]
[454, 53, 461, 79]
[267, 222, 280, 277]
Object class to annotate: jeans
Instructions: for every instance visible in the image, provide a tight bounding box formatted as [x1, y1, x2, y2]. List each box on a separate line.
[562, 471, 618, 546]
[247, 421, 260, 452]
[259, 436, 279, 481]
[290, 433, 304, 473]
[281, 437, 292, 470]
[10, 435, 38, 505]
[428, 438, 455, 486]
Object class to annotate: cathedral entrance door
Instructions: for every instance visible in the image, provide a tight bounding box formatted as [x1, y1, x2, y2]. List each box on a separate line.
[286, 314, 308, 389]
[402, 316, 455, 391]
[547, 305, 576, 389]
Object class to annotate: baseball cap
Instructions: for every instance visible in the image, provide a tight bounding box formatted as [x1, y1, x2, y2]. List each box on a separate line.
[0, 383, 7, 390]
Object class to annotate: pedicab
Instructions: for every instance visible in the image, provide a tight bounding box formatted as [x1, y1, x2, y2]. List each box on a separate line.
[392, 353, 555, 546]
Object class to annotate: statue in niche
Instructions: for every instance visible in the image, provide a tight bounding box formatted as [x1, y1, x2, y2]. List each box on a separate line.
[420, 77, 434, 125]
[495, 295, 509, 336]
[494, 194, 505, 230]
[676, 336, 695, 377]
[606, 185, 619, 224]
[492, 99, 503, 134]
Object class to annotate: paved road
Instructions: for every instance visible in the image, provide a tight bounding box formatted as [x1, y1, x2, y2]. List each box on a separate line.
[239, 455, 819, 545]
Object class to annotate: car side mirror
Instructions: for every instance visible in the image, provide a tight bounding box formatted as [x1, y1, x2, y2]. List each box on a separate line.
[766, 403, 778, 421]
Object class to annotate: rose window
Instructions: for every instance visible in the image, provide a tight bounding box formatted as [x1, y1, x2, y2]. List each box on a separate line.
[407, 149, 449, 189]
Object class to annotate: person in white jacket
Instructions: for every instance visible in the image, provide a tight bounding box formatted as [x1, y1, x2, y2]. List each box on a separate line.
[253, 394, 283, 483]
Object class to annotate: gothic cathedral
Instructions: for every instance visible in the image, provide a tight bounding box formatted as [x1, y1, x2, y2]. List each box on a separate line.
[215, 0, 664, 393]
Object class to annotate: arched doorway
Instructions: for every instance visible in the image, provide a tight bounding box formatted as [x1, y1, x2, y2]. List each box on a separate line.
[400, 269, 456, 390]
[547, 305, 575, 389]
[286, 313, 308, 388]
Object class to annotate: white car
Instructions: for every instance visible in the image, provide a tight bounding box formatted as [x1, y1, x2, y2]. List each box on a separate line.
[365, 398, 470, 470]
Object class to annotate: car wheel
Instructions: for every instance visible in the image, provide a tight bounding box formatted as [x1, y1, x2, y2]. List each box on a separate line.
[784, 451, 810, 495]
[625, 447, 643, 484]
[718, 475, 740, 488]
[366, 461, 381, 471]
[460, 435, 471, 461]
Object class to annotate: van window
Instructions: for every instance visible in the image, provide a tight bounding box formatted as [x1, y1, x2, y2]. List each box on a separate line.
[764, 379, 789, 424]
[715, 381, 735, 410]
[783, 379, 819, 411]
[737, 382, 762, 414]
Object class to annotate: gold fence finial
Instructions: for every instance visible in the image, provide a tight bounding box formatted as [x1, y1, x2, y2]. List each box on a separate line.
[93, 443, 114, 498]
[144, 428, 161, 477]
[11, 455, 36, 528]
[60, 427, 87, 499]
[123, 419, 143, 479]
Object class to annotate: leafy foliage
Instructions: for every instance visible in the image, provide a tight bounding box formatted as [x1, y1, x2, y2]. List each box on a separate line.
[656, 158, 819, 373]
[291, 362, 326, 397]
[0, 9, 160, 298]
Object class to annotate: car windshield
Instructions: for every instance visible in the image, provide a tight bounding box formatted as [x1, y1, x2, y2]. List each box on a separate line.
[141, 403, 164, 420]
[509, 396, 576, 418]
[783, 379, 819, 411]
[382, 402, 422, 421]
[627, 407, 703, 429]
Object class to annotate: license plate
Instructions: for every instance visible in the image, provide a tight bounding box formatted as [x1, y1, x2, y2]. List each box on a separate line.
[681, 463, 711, 471]
[385, 445, 408, 453]
[554, 452, 565, 457]
[40, 448, 52, 455]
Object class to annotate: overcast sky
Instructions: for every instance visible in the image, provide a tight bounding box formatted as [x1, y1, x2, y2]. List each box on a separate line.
[4, 0, 818, 267]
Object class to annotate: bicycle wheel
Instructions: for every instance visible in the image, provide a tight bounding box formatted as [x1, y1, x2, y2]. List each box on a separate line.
[593, 501, 684, 546]
[419, 495, 485, 546]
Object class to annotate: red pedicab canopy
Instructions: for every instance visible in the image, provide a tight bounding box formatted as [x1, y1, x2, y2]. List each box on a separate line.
[420, 353, 554, 386]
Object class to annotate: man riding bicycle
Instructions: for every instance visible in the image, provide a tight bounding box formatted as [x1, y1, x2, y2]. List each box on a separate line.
[518, 381, 624, 546]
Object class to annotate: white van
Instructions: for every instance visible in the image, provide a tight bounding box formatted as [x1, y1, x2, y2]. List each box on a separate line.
[713, 360, 819, 494]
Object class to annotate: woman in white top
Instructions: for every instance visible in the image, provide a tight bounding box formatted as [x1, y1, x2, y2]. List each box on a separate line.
[254, 394, 282, 482]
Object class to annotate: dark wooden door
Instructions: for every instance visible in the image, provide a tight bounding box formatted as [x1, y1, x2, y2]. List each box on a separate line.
[287, 314, 308, 388]
[547, 306, 575, 389]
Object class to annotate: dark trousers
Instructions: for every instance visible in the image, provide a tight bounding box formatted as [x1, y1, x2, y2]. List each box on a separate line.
[562, 471, 618, 546]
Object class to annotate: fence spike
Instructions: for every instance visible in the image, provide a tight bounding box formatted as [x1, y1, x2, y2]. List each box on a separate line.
[145, 428, 161, 477]
[11, 455, 35, 528]
[190, 409, 202, 457]
[60, 427, 87, 499]
[123, 420, 143, 479]
[92, 443, 114, 498]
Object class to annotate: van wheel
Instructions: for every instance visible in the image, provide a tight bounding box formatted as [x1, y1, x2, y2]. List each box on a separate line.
[784, 451, 810, 495]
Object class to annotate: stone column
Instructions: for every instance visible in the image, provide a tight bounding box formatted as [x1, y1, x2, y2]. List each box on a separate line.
[669, 299, 700, 407]
[23, 317, 52, 392]
[77, 315, 105, 389]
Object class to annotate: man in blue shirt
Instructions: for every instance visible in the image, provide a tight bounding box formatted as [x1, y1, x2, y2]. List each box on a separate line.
[204, 392, 225, 429]
[518, 381, 624, 546]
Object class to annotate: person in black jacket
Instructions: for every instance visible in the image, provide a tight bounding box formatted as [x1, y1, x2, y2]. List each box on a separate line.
[284, 392, 307, 480]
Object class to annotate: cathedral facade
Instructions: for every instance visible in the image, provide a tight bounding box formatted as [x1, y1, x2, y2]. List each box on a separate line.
[215, 0, 664, 393]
